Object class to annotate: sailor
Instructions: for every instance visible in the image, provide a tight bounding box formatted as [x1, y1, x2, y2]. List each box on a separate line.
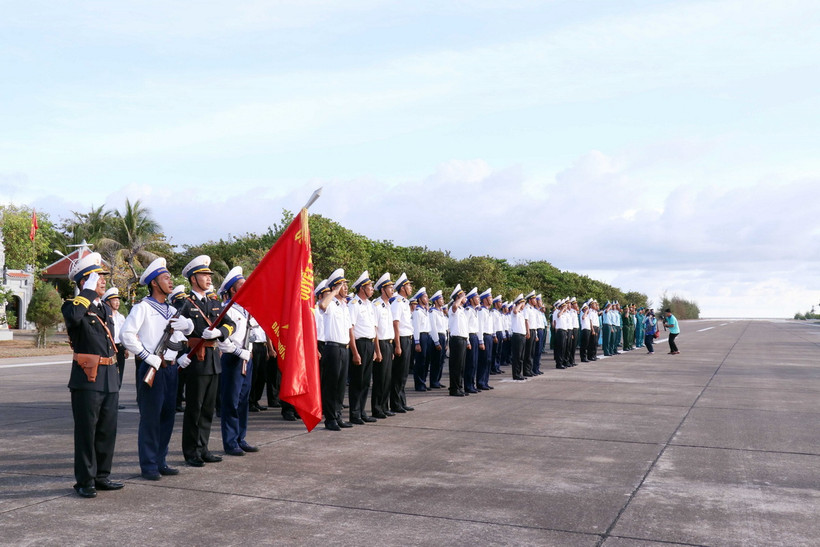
[490, 295, 504, 375]
[601, 302, 613, 356]
[371, 273, 395, 418]
[461, 287, 482, 393]
[447, 285, 469, 396]
[502, 302, 512, 368]
[477, 288, 495, 390]
[62, 252, 124, 498]
[102, 288, 128, 396]
[522, 291, 538, 377]
[428, 290, 448, 389]
[411, 286, 432, 391]
[509, 294, 528, 381]
[120, 258, 193, 480]
[552, 299, 570, 369]
[567, 297, 580, 367]
[318, 269, 354, 430]
[390, 273, 415, 412]
[531, 295, 546, 375]
[579, 300, 592, 363]
[216, 267, 259, 456]
[348, 270, 379, 424]
[587, 300, 600, 361]
[176, 255, 236, 467]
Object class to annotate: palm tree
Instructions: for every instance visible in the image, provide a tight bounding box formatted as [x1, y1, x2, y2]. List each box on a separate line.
[61, 204, 114, 246]
[98, 199, 163, 300]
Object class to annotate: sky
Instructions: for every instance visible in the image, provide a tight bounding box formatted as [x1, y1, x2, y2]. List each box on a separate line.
[1, 0, 819, 318]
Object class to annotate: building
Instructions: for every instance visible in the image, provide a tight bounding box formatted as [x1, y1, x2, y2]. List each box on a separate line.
[0, 233, 35, 338]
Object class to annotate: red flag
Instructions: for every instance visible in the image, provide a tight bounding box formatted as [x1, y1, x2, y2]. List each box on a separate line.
[29, 210, 38, 242]
[232, 209, 321, 431]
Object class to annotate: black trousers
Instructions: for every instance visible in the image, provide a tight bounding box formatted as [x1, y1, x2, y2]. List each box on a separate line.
[321, 342, 349, 424]
[115, 344, 127, 388]
[372, 339, 393, 416]
[587, 328, 598, 360]
[669, 333, 679, 352]
[566, 328, 579, 365]
[350, 338, 375, 420]
[390, 336, 412, 411]
[250, 342, 277, 406]
[182, 372, 218, 460]
[553, 329, 568, 368]
[580, 329, 591, 361]
[523, 330, 535, 375]
[71, 389, 119, 488]
[448, 336, 467, 394]
[511, 333, 526, 379]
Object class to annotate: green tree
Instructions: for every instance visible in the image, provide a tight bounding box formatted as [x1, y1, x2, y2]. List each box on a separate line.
[60, 204, 114, 246]
[26, 281, 63, 347]
[97, 199, 166, 302]
[0, 204, 63, 269]
[660, 293, 701, 319]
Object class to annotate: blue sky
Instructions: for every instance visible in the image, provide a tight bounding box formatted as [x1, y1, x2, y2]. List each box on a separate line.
[2, 1, 819, 317]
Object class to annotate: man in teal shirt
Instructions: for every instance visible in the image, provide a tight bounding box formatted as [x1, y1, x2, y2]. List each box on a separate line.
[663, 309, 680, 354]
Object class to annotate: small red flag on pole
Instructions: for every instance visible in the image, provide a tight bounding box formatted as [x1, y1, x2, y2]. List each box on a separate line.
[29, 210, 38, 242]
[232, 207, 322, 431]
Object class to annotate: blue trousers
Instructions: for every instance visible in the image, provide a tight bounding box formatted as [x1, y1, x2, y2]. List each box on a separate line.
[220, 354, 253, 452]
[429, 333, 446, 387]
[464, 333, 480, 390]
[136, 360, 178, 474]
[602, 324, 612, 355]
[478, 333, 494, 387]
[413, 332, 432, 390]
[533, 328, 545, 373]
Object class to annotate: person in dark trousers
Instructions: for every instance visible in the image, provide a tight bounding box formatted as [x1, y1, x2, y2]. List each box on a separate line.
[664, 309, 681, 354]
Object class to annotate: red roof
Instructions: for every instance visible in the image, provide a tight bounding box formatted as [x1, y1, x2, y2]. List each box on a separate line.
[7, 272, 30, 278]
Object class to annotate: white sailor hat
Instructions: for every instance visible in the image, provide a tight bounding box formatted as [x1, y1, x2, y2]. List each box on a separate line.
[353, 270, 372, 290]
[219, 266, 244, 295]
[581, 301, 589, 309]
[501, 302, 509, 309]
[375, 272, 393, 291]
[409, 296, 418, 305]
[430, 289, 443, 302]
[450, 284, 464, 301]
[138, 257, 169, 286]
[536, 294, 542, 301]
[182, 255, 213, 278]
[328, 268, 346, 287]
[412, 287, 427, 301]
[570, 296, 577, 303]
[525, 290, 536, 300]
[69, 252, 108, 283]
[102, 287, 120, 302]
[314, 279, 329, 296]
[466, 287, 478, 300]
[169, 285, 187, 301]
[395, 272, 411, 291]
[492, 295, 502, 304]
[554, 299, 562, 307]
[479, 288, 492, 301]
[513, 293, 525, 304]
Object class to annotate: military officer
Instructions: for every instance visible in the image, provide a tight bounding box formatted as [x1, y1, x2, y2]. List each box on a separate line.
[176, 255, 236, 467]
[428, 290, 448, 389]
[509, 294, 528, 381]
[490, 295, 504, 375]
[522, 291, 538, 377]
[371, 273, 395, 418]
[348, 270, 379, 424]
[121, 258, 193, 480]
[216, 267, 259, 456]
[62, 252, 124, 498]
[318, 269, 355, 430]
[390, 273, 415, 412]
[448, 285, 469, 396]
[411, 286, 432, 391]
[531, 295, 546, 375]
[477, 288, 495, 390]
[462, 287, 482, 394]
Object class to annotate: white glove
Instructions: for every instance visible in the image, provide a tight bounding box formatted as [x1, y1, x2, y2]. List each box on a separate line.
[171, 317, 194, 335]
[144, 354, 162, 370]
[220, 341, 237, 355]
[177, 354, 191, 368]
[202, 327, 220, 340]
[162, 348, 178, 362]
[237, 348, 251, 361]
[84, 272, 100, 291]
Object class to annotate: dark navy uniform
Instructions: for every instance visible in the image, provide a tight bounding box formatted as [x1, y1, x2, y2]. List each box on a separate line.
[62, 287, 120, 492]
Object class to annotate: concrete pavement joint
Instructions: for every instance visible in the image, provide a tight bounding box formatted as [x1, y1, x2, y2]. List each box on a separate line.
[666, 443, 820, 458]
[595, 321, 751, 546]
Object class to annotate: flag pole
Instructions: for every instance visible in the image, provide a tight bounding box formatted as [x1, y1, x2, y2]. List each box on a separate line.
[185, 188, 323, 359]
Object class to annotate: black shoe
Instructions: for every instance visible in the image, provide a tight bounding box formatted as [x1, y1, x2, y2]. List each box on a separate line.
[372, 412, 388, 419]
[141, 471, 161, 481]
[403, 405, 414, 411]
[118, 404, 126, 409]
[282, 412, 298, 421]
[225, 448, 245, 456]
[484, 385, 494, 390]
[392, 407, 406, 414]
[239, 442, 259, 453]
[338, 421, 354, 428]
[362, 416, 378, 423]
[342, 403, 349, 409]
[524, 373, 534, 377]
[249, 403, 261, 413]
[350, 417, 365, 425]
[74, 485, 97, 498]
[325, 421, 341, 431]
[449, 391, 465, 397]
[555, 365, 565, 369]
[257, 404, 268, 411]
[465, 388, 478, 394]
[514, 377, 526, 381]
[430, 384, 443, 389]
[476, 385, 485, 391]
[202, 453, 223, 463]
[384, 410, 396, 417]
[415, 386, 427, 391]
[95, 478, 124, 491]
[269, 400, 281, 408]
[158, 466, 179, 476]
[185, 457, 205, 467]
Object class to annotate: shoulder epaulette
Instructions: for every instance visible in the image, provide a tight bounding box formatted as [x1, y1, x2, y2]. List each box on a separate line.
[72, 295, 91, 308]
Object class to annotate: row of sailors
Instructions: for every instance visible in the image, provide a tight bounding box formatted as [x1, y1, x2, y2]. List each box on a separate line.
[312, 268, 554, 429]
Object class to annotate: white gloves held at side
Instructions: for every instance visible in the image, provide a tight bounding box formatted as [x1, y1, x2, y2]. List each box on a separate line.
[170, 317, 194, 335]
[202, 327, 220, 340]
[177, 354, 191, 368]
[144, 354, 162, 370]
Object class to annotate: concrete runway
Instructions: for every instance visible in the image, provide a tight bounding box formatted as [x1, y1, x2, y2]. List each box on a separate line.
[1, 319, 818, 546]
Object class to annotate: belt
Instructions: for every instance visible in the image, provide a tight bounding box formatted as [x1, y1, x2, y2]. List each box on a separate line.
[74, 353, 114, 365]
[355, 337, 375, 342]
[325, 341, 349, 349]
[451, 335, 467, 340]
